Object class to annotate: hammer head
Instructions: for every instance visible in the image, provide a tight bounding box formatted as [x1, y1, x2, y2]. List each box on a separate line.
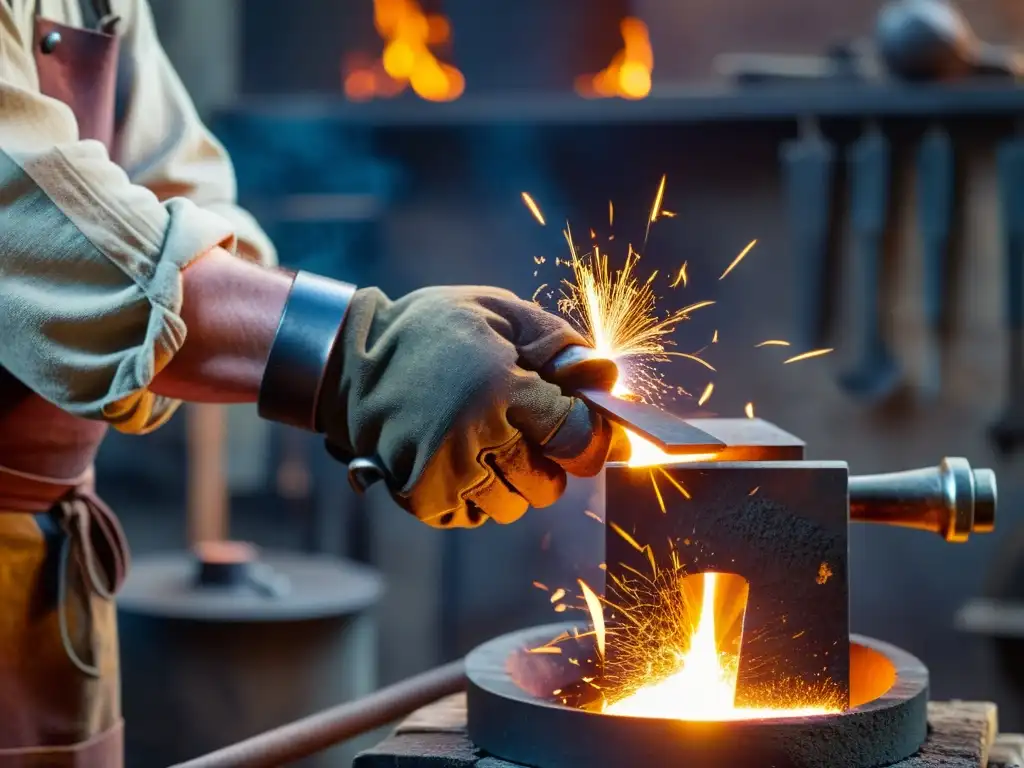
[602, 419, 852, 711]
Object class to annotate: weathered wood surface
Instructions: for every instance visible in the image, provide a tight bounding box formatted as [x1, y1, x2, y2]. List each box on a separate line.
[354, 695, 1015, 768]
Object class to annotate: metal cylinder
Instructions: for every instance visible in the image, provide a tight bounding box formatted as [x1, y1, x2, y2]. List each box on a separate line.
[118, 551, 383, 767]
[849, 457, 996, 542]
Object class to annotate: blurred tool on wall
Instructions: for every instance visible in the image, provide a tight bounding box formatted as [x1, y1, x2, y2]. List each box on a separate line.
[989, 127, 1024, 456]
[715, 0, 1022, 417]
[716, 0, 1022, 85]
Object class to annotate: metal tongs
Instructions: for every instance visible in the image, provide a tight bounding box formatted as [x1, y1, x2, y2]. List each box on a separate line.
[346, 345, 725, 493]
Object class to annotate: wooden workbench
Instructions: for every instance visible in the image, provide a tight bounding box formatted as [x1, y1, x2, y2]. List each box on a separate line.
[354, 695, 1024, 767]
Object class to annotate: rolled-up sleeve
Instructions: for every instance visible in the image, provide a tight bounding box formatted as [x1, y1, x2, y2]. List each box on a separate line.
[0, 11, 238, 434]
[116, 0, 277, 268]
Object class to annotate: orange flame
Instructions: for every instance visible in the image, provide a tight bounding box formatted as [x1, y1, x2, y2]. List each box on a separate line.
[598, 573, 836, 721]
[576, 18, 653, 100]
[343, 0, 464, 102]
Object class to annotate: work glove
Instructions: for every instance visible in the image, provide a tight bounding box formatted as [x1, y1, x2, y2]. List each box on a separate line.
[318, 286, 617, 528]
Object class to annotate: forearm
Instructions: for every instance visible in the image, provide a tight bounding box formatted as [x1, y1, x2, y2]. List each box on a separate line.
[150, 247, 293, 403]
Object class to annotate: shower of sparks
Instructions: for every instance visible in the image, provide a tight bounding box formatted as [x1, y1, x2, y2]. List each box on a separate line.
[719, 239, 757, 280]
[784, 348, 834, 364]
[670, 262, 688, 288]
[745, 402, 755, 419]
[521, 192, 546, 225]
[697, 382, 714, 407]
[756, 339, 791, 347]
[554, 230, 713, 401]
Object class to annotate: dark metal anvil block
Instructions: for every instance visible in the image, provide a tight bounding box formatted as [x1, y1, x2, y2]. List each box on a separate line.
[601, 417, 996, 712]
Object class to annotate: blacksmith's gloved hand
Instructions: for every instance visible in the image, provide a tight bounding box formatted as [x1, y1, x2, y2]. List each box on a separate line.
[258, 276, 618, 529]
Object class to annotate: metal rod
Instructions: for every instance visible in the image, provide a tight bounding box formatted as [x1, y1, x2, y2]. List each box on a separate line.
[169, 660, 467, 768]
[849, 457, 996, 542]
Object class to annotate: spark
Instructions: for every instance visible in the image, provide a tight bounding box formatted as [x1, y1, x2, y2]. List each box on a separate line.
[528, 646, 562, 654]
[521, 192, 546, 225]
[719, 239, 757, 280]
[585, 510, 604, 523]
[554, 604, 568, 613]
[756, 339, 790, 347]
[745, 402, 755, 419]
[644, 174, 667, 246]
[698, 382, 714, 407]
[579, 579, 605, 658]
[609, 200, 614, 226]
[669, 262, 688, 288]
[783, 348, 834, 364]
[656, 467, 691, 499]
[532, 581, 549, 591]
[712, 329, 718, 343]
[590, 228, 597, 240]
[748, 486, 760, 496]
[679, 300, 714, 314]
[650, 472, 666, 513]
[661, 210, 677, 218]
[531, 283, 548, 302]
[609, 522, 642, 552]
[649, 174, 666, 223]
[550, 588, 566, 603]
[534, 256, 546, 264]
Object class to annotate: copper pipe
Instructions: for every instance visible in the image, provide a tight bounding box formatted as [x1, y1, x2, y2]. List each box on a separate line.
[849, 457, 996, 542]
[168, 660, 466, 768]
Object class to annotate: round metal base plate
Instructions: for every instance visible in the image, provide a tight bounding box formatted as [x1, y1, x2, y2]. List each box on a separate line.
[467, 623, 928, 768]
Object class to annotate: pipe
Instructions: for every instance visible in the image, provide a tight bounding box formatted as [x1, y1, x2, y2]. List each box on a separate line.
[849, 456, 997, 542]
[168, 660, 467, 768]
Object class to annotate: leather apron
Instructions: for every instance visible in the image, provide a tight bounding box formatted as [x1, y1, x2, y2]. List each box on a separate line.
[0, 3, 130, 765]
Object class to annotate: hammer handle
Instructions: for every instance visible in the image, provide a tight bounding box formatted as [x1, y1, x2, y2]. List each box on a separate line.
[998, 137, 1024, 394]
[780, 129, 836, 348]
[916, 126, 956, 333]
[848, 126, 892, 359]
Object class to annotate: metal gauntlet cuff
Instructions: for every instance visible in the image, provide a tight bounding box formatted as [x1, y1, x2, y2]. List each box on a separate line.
[257, 271, 356, 432]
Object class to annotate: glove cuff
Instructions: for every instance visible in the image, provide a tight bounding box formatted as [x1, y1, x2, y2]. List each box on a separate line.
[257, 271, 356, 432]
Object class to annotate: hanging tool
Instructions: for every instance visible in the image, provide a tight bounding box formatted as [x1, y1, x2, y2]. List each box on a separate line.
[916, 125, 957, 400]
[839, 123, 903, 403]
[875, 0, 1023, 82]
[989, 130, 1024, 455]
[780, 117, 839, 349]
[346, 345, 726, 493]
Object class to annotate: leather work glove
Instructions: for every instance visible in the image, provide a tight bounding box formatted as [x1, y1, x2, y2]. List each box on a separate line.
[318, 286, 618, 528]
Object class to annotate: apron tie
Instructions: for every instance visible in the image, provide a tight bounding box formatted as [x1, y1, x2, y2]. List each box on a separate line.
[54, 484, 129, 678]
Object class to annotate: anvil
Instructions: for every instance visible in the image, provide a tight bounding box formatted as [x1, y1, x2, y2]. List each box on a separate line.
[601, 418, 995, 710]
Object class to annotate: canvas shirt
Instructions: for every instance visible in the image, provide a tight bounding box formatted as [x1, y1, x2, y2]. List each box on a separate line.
[0, 0, 277, 435]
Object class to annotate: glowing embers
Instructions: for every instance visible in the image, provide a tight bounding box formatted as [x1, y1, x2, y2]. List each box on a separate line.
[603, 571, 836, 721]
[343, 0, 464, 102]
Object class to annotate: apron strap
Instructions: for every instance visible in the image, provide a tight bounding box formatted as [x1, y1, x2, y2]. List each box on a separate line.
[53, 483, 129, 678]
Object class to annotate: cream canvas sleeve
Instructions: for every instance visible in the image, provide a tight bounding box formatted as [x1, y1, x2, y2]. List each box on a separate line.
[0, 5, 250, 435]
[115, 0, 277, 268]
